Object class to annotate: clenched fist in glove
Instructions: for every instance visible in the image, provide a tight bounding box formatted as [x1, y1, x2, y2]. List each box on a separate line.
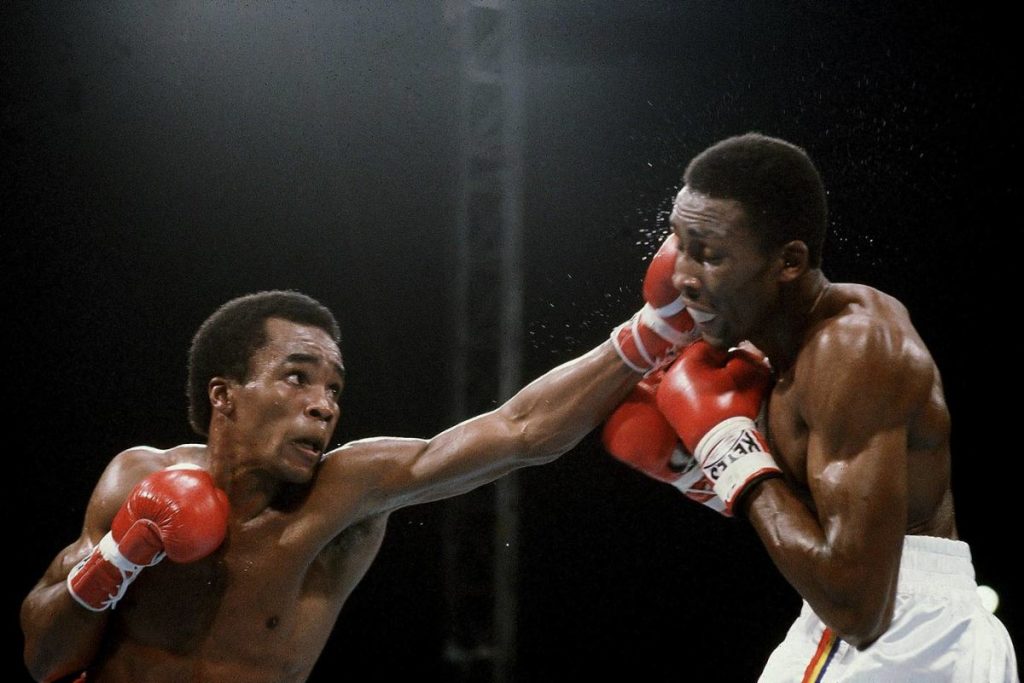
[656, 341, 780, 516]
[611, 234, 700, 375]
[601, 367, 725, 514]
[67, 464, 229, 611]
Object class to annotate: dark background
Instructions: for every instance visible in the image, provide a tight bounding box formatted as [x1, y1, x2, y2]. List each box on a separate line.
[3, 1, 1017, 680]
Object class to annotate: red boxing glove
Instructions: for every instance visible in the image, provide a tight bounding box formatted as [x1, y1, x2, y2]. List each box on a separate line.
[67, 464, 230, 611]
[601, 369, 725, 514]
[611, 234, 699, 375]
[656, 341, 780, 515]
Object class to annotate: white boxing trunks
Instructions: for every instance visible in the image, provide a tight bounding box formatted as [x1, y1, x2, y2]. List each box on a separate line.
[758, 535, 1018, 682]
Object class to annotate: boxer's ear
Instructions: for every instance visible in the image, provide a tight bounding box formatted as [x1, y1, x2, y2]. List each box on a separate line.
[777, 241, 808, 282]
[209, 377, 234, 416]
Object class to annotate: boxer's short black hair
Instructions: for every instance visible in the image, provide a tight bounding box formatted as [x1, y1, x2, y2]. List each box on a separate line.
[186, 290, 341, 436]
[684, 132, 828, 267]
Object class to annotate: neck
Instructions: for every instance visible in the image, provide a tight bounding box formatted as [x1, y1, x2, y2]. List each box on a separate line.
[205, 434, 284, 522]
[751, 269, 830, 373]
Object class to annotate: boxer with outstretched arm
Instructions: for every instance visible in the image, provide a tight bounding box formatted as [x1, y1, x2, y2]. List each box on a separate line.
[21, 233, 697, 682]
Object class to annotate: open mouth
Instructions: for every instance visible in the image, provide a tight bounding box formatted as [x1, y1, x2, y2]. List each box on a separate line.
[291, 437, 325, 460]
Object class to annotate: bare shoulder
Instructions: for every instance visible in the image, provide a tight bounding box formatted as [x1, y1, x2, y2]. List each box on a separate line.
[319, 437, 428, 482]
[303, 436, 431, 522]
[86, 444, 210, 529]
[796, 284, 936, 430]
[98, 443, 209, 486]
[802, 283, 933, 368]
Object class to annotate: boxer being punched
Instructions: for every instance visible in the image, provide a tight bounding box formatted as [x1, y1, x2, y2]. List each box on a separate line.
[21, 235, 697, 681]
[603, 133, 1018, 681]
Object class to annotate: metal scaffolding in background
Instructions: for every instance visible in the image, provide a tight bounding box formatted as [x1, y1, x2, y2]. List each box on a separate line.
[444, 1, 524, 681]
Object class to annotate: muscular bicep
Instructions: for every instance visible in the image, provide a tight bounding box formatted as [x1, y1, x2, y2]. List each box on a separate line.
[317, 409, 531, 527]
[799, 318, 928, 570]
[400, 409, 527, 504]
[806, 424, 908, 553]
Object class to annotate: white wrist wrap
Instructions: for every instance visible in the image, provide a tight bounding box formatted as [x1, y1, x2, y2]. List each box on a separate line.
[610, 320, 650, 374]
[652, 293, 687, 319]
[611, 304, 696, 376]
[694, 416, 780, 511]
[638, 303, 690, 347]
[66, 529, 166, 612]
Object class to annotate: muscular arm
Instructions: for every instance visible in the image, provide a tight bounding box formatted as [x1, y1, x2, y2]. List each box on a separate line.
[20, 448, 166, 681]
[741, 317, 932, 648]
[321, 340, 639, 519]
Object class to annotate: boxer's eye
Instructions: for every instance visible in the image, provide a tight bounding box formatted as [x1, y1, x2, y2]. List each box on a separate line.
[701, 250, 723, 265]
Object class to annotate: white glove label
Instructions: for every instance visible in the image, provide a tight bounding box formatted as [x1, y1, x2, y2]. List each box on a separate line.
[694, 416, 780, 512]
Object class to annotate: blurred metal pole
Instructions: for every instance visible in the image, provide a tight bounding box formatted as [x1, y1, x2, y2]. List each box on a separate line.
[446, 1, 523, 681]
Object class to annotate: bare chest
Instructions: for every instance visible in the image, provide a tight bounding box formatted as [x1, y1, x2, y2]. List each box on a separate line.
[106, 511, 387, 677]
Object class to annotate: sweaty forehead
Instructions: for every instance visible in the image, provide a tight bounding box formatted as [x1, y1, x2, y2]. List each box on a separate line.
[671, 186, 748, 238]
